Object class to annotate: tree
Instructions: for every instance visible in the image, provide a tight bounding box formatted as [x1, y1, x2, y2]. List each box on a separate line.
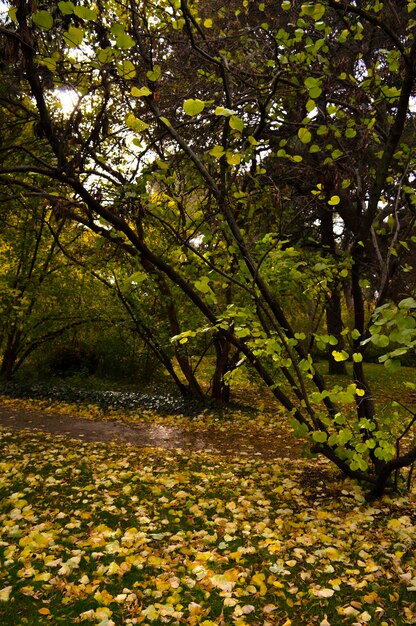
[0, 191, 101, 379]
[1, 0, 416, 496]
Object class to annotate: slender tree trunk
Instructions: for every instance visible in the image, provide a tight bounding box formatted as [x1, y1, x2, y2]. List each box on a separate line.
[211, 334, 232, 405]
[326, 290, 347, 375]
[164, 298, 204, 400]
[320, 205, 347, 375]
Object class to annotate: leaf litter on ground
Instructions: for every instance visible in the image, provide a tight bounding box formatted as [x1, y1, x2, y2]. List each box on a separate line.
[0, 386, 305, 461]
[0, 427, 415, 625]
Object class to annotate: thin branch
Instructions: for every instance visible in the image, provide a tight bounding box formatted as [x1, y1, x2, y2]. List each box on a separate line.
[327, 0, 407, 60]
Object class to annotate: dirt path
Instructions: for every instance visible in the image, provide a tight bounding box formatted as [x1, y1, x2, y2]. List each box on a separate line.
[0, 403, 301, 460]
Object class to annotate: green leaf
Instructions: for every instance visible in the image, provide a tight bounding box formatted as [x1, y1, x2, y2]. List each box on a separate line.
[370, 334, 389, 348]
[306, 98, 317, 112]
[301, 3, 325, 20]
[298, 128, 312, 144]
[146, 65, 161, 81]
[127, 272, 147, 284]
[398, 297, 416, 309]
[230, 115, 244, 132]
[63, 26, 84, 48]
[290, 418, 309, 437]
[117, 60, 136, 79]
[338, 428, 353, 445]
[115, 33, 136, 49]
[73, 5, 97, 20]
[305, 77, 320, 89]
[383, 358, 401, 372]
[183, 99, 205, 116]
[195, 276, 212, 294]
[312, 431, 328, 443]
[352, 353, 363, 363]
[209, 145, 225, 158]
[97, 47, 114, 64]
[58, 1, 75, 15]
[32, 10, 54, 30]
[111, 24, 124, 36]
[345, 128, 357, 138]
[215, 106, 236, 117]
[308, 86, 322, 99]
[39, 56, 58, 71]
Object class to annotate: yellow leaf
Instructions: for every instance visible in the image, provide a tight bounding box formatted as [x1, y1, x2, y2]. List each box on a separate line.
[0, 586, 12, 602]
[331, 350, 349, 362]
[323, 547, 341, 560]
[387, 519, 401, 528]
[34, 572, 51, 582]
[107, 561, 120, 576]
[251, 572, 267, 595]
[328, 195, 340, 205]
[94, 589, 114, 605]
[210, 571, 238, 592]
[363, 591, 380, 603]
[38, 607, 51, 615]
[96, 607, 113, 621]
[267, 540, 281, 553]
[312, 588, 335, 598]
[226, 152, 242, 165]
[131, 86, 152, 97]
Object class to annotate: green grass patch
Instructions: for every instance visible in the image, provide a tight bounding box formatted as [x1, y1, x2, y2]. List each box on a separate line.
[0, 429, 415, 625]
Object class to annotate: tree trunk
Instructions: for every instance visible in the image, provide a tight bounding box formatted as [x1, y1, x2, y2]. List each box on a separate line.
[0, 337, 19, 380]
[319, 205, 347, 375]
[158, 278, 205, 400]
[326, 290, 347, 375]
[211, 334, 232, 405]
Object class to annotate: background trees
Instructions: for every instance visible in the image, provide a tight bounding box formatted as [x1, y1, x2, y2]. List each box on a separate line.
[0, 0, 415, 495]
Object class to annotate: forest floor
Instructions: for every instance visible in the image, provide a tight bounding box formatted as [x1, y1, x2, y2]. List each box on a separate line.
[0, 399, 302, 460]
[1, 386, 416, 625]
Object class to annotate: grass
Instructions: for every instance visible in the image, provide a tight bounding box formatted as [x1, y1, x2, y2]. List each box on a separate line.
[0, 426, 415, 625]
